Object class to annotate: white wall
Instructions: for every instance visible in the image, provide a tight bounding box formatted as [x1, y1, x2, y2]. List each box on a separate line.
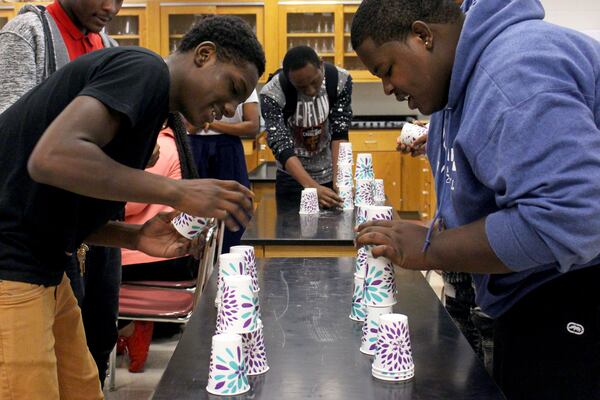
[353, 0, 600, 116]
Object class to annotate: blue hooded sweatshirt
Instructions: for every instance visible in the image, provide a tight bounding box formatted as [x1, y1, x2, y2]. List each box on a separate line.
[426, 0, 600, 318]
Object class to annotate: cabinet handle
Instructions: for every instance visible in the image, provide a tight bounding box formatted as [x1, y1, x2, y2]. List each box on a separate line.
[363, 140, 378, 144]
[422, 190, 429, 195]
[422, 213, 429, 218]
[392, 182, 397, 186]
[421, 168, 429, 173]
[259, 144, 267, 150]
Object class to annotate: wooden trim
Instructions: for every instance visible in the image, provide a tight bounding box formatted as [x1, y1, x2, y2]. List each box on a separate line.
[263, 245, 356, 258]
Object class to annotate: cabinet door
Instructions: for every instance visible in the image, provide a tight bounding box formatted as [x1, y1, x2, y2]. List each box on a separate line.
[159, 5, 217, 56]
[104, 5, 147, 48]
[0, 7, 15, 29]
[400, 154, 437, 219]
[341, 6, 373, 82]
[278, 5, 341, 66]
[373, 152, 402, 211]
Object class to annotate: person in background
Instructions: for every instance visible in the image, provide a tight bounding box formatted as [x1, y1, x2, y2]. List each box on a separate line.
[188, 89, 260, 252]
[352, 0, 600, 398]
[0, 15, 264, 399]
[0, 0, 122, 386]
[118, 114, 199, 373]
[260, 46, 352, 209]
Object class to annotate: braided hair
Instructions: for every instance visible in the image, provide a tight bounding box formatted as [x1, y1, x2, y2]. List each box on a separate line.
[167, 112, 199, 180]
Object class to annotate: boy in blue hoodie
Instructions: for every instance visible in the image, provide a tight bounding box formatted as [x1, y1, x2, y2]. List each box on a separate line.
[352, 0, 600, 399]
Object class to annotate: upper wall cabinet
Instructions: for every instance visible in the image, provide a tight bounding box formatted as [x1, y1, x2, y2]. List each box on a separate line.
[277, 3, 376, 82]
[0, 5, 15, 29]
[104, 3, 148, 48]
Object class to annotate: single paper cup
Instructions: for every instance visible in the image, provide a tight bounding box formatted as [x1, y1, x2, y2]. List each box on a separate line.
[299, 188, 319, 214]
[360, 305, 394, 355]
[217, 275, 259, 334]
[206, 333, 250, 395]
[400, 123, 428, 147]
[363, 256, 396, 307]
[355, 179, 374, 206]
[373, 179, 386, 202]
[349, 276, 366, 322]
[338, 185, 354, 210]
[242, 320, 269, 375]
[355, 153, 374, 180]
[336, 163, 354, 188]
[354, 246, 368, 279]
[215, 252, 247, 307]
[229, 245, 259, 293]
[372, 313, 414, 381]
[299, 213, 319, 237]
[338, 142, 353, 165]
[171, 212, 207, 239]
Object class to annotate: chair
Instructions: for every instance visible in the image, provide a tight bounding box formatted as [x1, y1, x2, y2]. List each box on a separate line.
[106, 220, 221, 391]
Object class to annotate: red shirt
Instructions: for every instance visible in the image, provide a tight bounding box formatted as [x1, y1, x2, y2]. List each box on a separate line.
[46, 1, 104, 60]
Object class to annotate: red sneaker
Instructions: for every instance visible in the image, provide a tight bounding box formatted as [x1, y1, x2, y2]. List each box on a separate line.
[127, 321, 154, 373]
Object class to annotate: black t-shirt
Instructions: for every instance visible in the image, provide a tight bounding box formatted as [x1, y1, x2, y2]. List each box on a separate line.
[0, 47, 170, 286]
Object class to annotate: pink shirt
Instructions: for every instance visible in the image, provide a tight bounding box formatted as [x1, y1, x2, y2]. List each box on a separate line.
[121, 128, 182, 266]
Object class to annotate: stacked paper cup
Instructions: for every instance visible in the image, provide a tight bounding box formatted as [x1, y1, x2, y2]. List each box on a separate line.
[372, 179, 386, 205]
[171, 212, 208, 239]
[214, 247, 269, 378]
[371, 313, 414, 382]
[354, 153, 375, 208]
[337, 142, 354, 210]
[206, 333, 250, 395]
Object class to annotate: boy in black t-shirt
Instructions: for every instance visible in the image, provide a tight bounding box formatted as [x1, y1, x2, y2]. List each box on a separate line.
[0, 15, 265, 399]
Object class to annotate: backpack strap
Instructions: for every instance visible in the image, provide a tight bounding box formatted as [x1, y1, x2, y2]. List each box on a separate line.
[36, 5, 57, 77]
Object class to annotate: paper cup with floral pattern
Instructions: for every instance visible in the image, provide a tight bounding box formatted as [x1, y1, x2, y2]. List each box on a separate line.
[217, 275, 259, 334]
[360, 205, 394, 254]
[338, 185, 354, 210]
[360, 305, 394, 355]
[215, 252, 247, 307]
[363, 256, 396, 307]
[371, 313, 414, 381]
[354, 246, 368, 279]
[355, 179, 374, 206]
[400, 123, 428, 147]
[242, 320, 269, 375]
[349, 276, 366, 322]
[338, 142, 354, 165]
[206, 333, 250, 395]
[171, 212, 208, 239]
[372, 179, 386, 202]
[336, 164, 354, 187]
[355, 153, 374, 180]
[229, 245, 259, 293]
[299, 188, 319, 214]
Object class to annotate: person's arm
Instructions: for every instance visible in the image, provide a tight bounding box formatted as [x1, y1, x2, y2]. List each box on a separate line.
[27, 95, 254, 231]
[0, 29, 39, 113]
[355, 218, 511, 273]
[86, 211, 199, 259]
[205, 102, 260, 138]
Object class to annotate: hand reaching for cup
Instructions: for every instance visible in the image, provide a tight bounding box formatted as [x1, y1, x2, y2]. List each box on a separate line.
[354, 219, 429, 269]
[316, 184, 343, 209]
[397, 134, 427, 157]
[174, 179, 254, 232]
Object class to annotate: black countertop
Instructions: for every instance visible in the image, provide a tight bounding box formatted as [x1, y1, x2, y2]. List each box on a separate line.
[153, 257, 504, 400]
[248, 161, 277, 182]
[242, 193, 357, 246]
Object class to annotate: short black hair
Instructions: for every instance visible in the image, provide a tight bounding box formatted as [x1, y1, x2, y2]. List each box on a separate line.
[178, 15, 265, 77]
[282, 46, 321, 77]
[351, 0, 462, 50]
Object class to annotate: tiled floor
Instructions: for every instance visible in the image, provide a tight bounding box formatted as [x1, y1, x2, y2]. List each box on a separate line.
[104, 331, 182, 400]
[102, 271, 444, 400]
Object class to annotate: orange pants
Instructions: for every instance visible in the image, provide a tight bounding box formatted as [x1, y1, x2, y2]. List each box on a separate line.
[0, 274, 103, 399]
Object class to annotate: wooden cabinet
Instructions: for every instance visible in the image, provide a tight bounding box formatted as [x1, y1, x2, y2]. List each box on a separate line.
[277, 4, 376, 82]
[104, 3, 148, 48]
[158, 2, 265, 78]
[0, 5, 15, 29]
[257, 132, 275, 165]
[349, 130, 402, 211]
[400, 154, 436, 221]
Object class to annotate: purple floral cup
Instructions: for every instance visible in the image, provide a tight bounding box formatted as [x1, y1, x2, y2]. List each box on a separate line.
[363, 256, 396, 307]
[171, 212, 207, 239]
[206, 333, 250, 395]
[349, 276, 366, 322]
[355, 179, 374, 207]
[360, 305, 394, 355]
[217, 275, 259, 334]
[215, 252, 247, 308]
[299, 188, 319, 214]
[371, 313, 414, 382]
[229, 245, 259, 293]
[242, 320, 269, 375]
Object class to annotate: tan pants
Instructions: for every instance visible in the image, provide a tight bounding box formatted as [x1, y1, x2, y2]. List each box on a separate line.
[0, 274, 103, 400]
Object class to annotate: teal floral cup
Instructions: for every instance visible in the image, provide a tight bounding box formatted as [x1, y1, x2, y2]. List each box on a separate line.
[206, 333, 250, 395]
